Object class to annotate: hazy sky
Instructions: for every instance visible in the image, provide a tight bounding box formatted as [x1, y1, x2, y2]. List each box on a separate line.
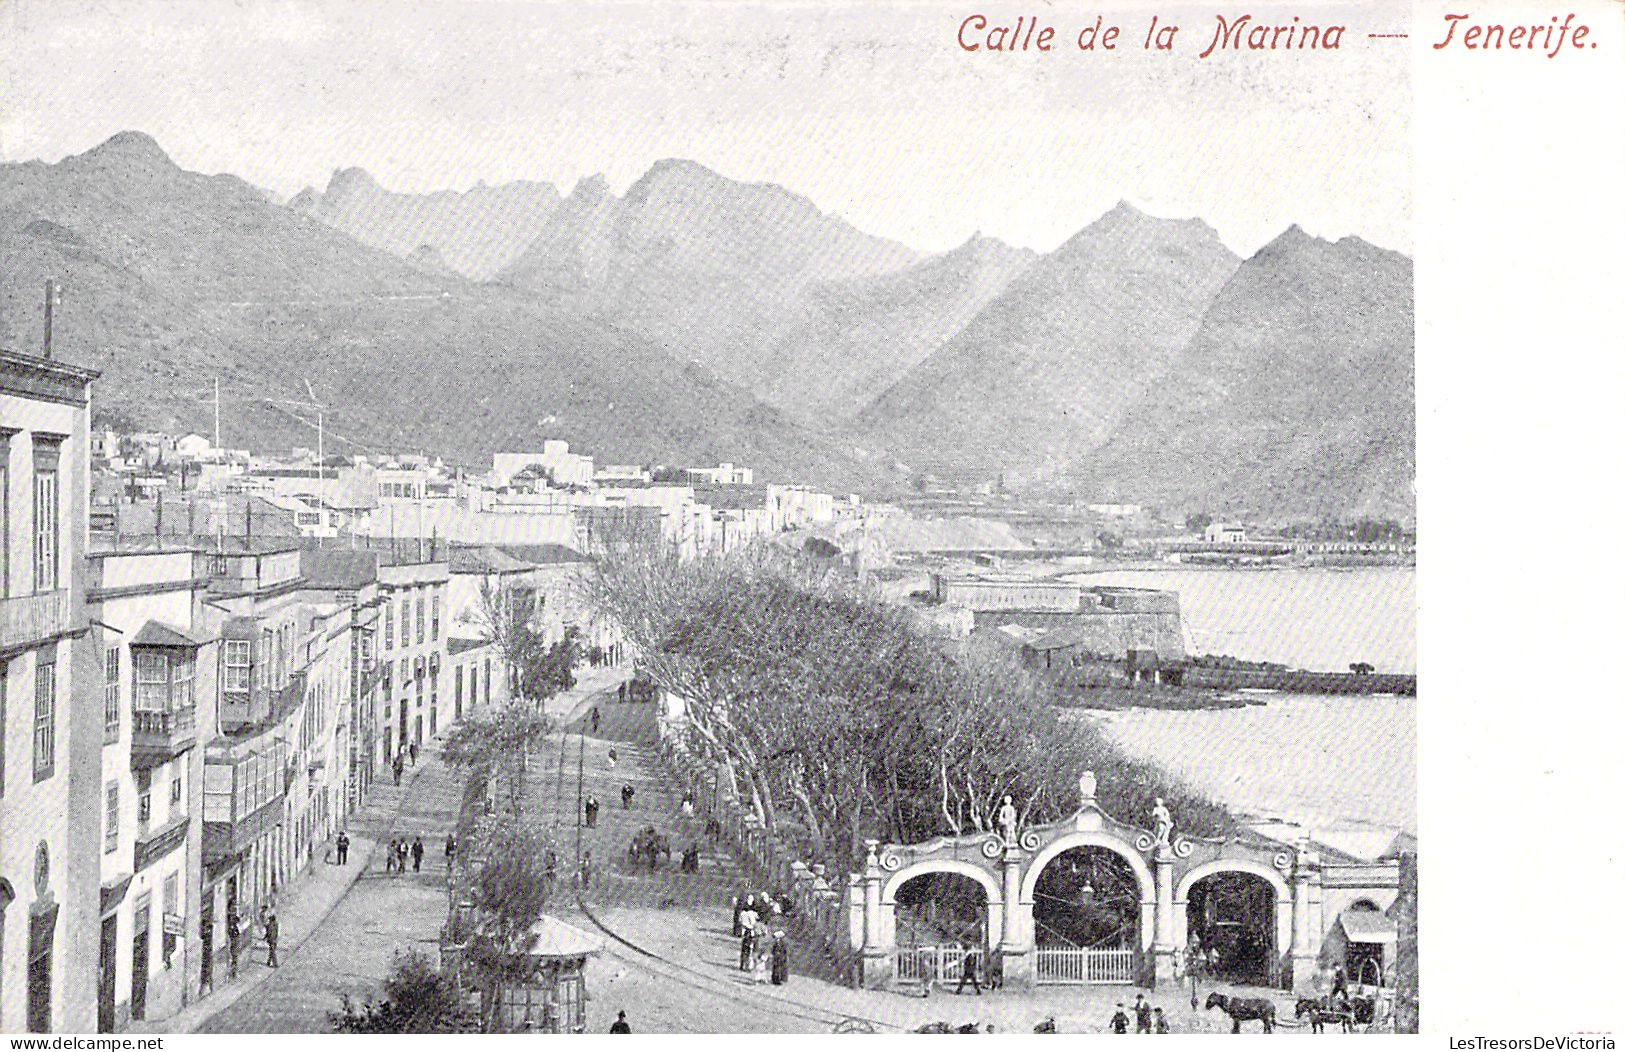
[0, 0, 1410, 255]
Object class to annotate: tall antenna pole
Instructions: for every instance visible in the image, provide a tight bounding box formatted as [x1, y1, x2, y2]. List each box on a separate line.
[42, 278, 60, 358]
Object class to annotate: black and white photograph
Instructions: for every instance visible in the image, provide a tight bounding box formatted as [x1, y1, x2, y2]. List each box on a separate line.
[0, 0, 1616, 1038]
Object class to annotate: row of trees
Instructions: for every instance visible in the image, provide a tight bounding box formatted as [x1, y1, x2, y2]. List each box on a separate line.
[586, 534, 1234, 874]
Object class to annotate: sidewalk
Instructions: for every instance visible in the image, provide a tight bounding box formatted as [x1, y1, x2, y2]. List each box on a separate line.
[131, 753, 437, 1034]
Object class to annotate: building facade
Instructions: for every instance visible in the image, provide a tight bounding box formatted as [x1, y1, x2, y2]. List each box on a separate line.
[1, 349, 101, 1032]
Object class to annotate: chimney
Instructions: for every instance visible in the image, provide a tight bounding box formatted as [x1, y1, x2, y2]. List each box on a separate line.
[43, 278, 61, 358]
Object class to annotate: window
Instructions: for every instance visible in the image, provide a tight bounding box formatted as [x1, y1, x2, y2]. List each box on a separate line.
[33, 441, 60, 592]
[170, 769, 183, 805]
[384, 596, 394, 650]
[104, 647, 121, 743]
[223, 640, 250, 692]
[455, 667, 463, 704]
[138, 790, 152, 826]
[33, 660, 55, 781]
[415, 593, 424, 645]
[162, 874, 179, 965]
[431, 594, 441, 639]
[256, 631, 270, 689]
[104, 781, 119, 853]
[134, 650, 194, 713]
[485, 658, 492, 703]
[134, 652, 168, 711]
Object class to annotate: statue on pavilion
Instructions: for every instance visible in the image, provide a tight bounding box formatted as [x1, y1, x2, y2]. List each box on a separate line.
[1151, 797, 1174, 846]
[997, 795, 1018, 845]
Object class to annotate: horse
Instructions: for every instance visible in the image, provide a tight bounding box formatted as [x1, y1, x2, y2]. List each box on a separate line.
[627, 827, 673, 871]
[1205, 992, 1277, 1033]
[1294, 997, 1354, 1034]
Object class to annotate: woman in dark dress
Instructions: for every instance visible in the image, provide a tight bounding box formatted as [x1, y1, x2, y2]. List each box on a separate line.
[770, 930, 790, 985]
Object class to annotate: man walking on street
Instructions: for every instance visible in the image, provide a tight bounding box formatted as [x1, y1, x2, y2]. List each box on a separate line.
[609, 1010, 631, 1033]
[226, 906, 241, 980]
[409, 740, 419, 766]
[591, 706, 601, 733]
[954, 942, 982, 996]
[445, 832, 457, 866]
[579, 850, 594, 891]
[621, 782, 635, 809]
[336, 831, 349, 865]
[585, 795, 599, 828]
[264, 910, 280, 968]
[412, 836, 425, 872]
[393, 753, 403, 786]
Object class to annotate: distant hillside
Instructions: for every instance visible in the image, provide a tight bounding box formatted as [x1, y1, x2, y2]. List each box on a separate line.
[289, 167, 562, 280]
[756, 234, 1036, 422]
[0, 132, 890, 491]
[1070, 227, 1416, 521]
[854, 203, 1241, 487]
[496, 158, 921, 401]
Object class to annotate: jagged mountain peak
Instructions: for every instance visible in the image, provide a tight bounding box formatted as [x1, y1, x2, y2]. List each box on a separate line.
[325, 166, 380, 199]
[72, 130, 178, 172]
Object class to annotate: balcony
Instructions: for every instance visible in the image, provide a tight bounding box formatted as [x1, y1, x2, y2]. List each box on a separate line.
[0, 590, 72, 652]
[130, 706, 198, 768]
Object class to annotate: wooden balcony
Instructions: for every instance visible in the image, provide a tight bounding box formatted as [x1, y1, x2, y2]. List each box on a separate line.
[130, 706, 198, 768]
[0, 590, 72, 653]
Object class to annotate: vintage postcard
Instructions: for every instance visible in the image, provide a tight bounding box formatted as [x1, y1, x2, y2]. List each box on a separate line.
[0, 0, 1616, 1040]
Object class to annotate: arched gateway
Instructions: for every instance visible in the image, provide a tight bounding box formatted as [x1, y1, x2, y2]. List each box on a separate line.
[852, 772, 1324, 992]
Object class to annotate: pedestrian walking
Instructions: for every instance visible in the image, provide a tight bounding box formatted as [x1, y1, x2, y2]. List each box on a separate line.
[617, 682, 627, 704]
[591, 707, 601, 733]
[1110, 1004, 1130, 1034]
[609, 1010, 631, 1034]
[705, 816, 721, 843]
[584, 795, 599, 828]
[607, 747, 617, 770]
[579, 850, 593, 891]
[397, 838, 410, 874]
[1134, 994, 1152, 1034]
[1153, 1008, 1169, 1034]
[444, 832, 457, 864]
[544, 849, 559, 891]
[621, 782, 635, 809]
[264, 910, 280, 968]
[738, 902, 760, 969]
[385, 842, 396, 873]
[336, 831, 350, 865]
[409, 741, 419, 766]
[412, 836, 425, 872]
[393, 754, 403, 786]
[680, 792, 694, 818]
[954, 942, 982, 996]
[226, 906, 241, 980]
[770, 930, 790, 986]
[751, 928, 771, 985]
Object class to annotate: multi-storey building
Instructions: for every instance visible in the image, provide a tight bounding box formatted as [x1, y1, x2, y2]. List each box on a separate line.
[376, 557, 449, 762]
[298, 548, 383, 813]
[197, 539, 307, 957]
[84, 546, 217, 1028]
[1, 348, 100, 1033]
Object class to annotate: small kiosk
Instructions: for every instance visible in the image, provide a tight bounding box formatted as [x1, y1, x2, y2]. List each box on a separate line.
[493, 915, 604, 1033]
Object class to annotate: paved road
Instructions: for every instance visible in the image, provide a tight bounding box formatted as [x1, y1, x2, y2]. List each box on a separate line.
[199, 688, 1290, 1034]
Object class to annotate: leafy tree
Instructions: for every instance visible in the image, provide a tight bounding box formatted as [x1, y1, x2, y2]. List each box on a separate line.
[330, 949, 478, 1033]
[472, 578, 579, 703]
[1185, 511, 1214, 534]
[458, 815, 557, 1032]
[587, 534, 1234, 876]
[443, 702, 552, 816]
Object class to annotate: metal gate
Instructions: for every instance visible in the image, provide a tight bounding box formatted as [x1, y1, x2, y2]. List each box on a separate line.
[1035, 946, 1137, 985]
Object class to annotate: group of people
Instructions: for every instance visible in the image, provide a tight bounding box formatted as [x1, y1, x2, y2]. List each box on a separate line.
[381, 832, 457, 875]
[222, 902, 280, 979]
[1110, 994, 1171, 1034]
[731, 891, 791, 986]
[391, 740, 420, 786]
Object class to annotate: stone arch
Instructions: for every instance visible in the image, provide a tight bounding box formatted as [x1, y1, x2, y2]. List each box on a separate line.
[881, 859, 1005, 952]
[882, 859, 1002, 906]
[1021, 831, 1155, 905]
[1175, 858, 1292, 984]
[1175, 858, 1291, 905]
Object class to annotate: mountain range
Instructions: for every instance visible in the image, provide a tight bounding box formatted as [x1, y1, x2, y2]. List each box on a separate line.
[0, 132, 1415, 520]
